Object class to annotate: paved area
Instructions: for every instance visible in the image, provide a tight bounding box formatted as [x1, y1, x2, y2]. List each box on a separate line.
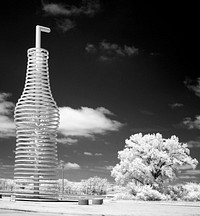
[0, 197, 200, 216]
[0, 209, 91, 216]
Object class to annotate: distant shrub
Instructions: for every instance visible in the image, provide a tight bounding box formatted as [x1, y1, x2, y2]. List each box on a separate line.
[110, 185, 127, 194]
[182, 183, 200, 201]
[113, 192, 135, 200]
[163, 183, 200, 201]
[81, 176, 110, 195]
[183, 191, 200, 201]
[136, 185, 167, 201]
[164, 185, 185, 201]
[183, 182, 200, 193]
[0, 179, 15, 191]
[58, 179, 83, 195]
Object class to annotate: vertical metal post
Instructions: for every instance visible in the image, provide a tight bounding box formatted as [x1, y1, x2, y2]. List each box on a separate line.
[60, 160, 65, 199]
[35, 25, 50, 48]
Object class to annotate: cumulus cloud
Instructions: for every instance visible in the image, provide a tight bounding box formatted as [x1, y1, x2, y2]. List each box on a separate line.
[105, 165, 113, 171]
[43, 3, 73, 16]
[0, 92, 15, 138]
[83, 152, 103, 156]
[57, 137, 78, 145]
[182, 116, 200, 130]
[124, 45, 138, 56]
[187, 139, 200, 148]
[81, 0, 101, 16]
[0, 93, 14, 114]
[64, 162, 80, 170]
[43, 0, 100, 17]
[184, 77, 200, 98]
[100, 41, 138, 59]
[42, 0, 100, 32]
[84, 151, 93, 156]
[58, 106, 123, 137]
[94, 153, 102, 156]
[0, 94, 123, 140]
[86, 40, 138, 61]
[85, 43, 97, 53]
[169, 103, 184, 109]
[56, 19, 75, 32]
[89, 165, 113, 173]
[182, 77, 200, 133]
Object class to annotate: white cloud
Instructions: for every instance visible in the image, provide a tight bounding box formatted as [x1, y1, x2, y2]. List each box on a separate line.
[0, 116, 15, 137]
[99, 41, 138, 61]
[0, 92, 14, 114]
[82, 0, 101, 17]
[43, 3, 73, 16]
[94, 153, 103, 156]
[85, 40, 138, 61]
[57, 137, 78, 145]
[84, 151, 93, 156]
[89, 165, 113, 173]
[42, 1, 100, 17]
[85, 43, 97, 53]
[64, 162, 80, 170]
[187, 139, 200, 148]
[56, 19, 76, 32]
[105, 165, 113, 171]
[42, 1, 100, 32]
[100, 41, 124, 56]
[0, 94, 123, 140]
[0, 92, 15, 138]
[124, 45, 139, 56]
[58, 106, 123, 137]
[169, 103, 184, 109]
[182, 77, 200, 132]
[181, 77, 200, 132]
[182, 116, 200, 130]
[184, 77, 200, 98]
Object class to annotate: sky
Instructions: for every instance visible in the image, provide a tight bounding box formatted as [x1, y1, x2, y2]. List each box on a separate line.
[0, 0, 199, 183]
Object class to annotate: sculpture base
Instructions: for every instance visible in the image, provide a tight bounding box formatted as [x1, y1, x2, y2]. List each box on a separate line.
[14, 192, 58, 202]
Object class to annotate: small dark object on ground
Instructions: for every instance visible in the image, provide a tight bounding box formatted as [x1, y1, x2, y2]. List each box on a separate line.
[78, 198, 89, 205]
[0, 194, 2, 198]
[92, 198, 103, 205]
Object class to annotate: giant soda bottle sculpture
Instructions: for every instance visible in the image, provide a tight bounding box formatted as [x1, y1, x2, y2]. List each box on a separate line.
[14, 25, 59, 201]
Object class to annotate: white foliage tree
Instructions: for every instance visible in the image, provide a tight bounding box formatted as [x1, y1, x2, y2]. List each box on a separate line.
[81, 176, 110, 195]
[111, 133, 198, 188]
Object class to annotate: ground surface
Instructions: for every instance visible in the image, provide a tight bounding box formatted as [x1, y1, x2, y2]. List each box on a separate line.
[0, 197, 200, 216]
